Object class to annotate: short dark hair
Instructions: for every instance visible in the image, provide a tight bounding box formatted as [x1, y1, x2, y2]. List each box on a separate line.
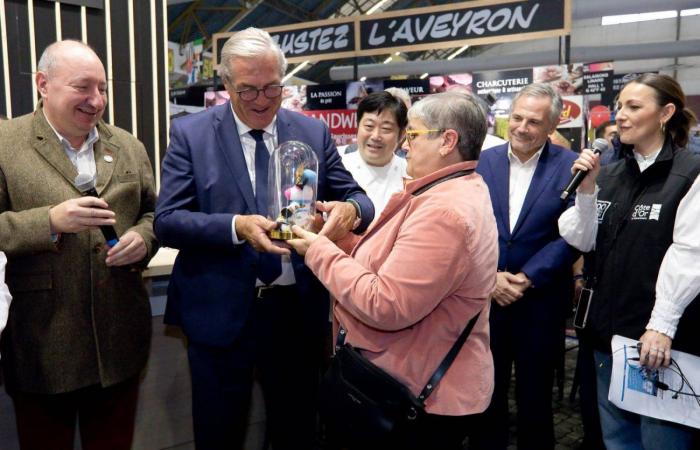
[595, 120, 616, 139]
[356, 91, 408, 131]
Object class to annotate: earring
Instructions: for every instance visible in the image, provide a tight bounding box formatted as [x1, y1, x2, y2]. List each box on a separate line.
[660, 121, 666, 135]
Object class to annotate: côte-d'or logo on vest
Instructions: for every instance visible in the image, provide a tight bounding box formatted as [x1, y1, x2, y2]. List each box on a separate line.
[631, 203, 662, 221]
[596, 200, 663, 223]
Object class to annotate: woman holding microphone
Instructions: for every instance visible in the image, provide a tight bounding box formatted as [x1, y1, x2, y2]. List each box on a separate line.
[559, 73, 700, 449]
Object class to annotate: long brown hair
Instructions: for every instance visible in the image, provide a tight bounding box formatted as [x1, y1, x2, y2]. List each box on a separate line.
[627, 73, 697, 148]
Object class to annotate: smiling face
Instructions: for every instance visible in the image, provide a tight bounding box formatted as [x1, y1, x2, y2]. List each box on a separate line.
[508, 95, 557, 161]
[616, 82, 675, 154]
[36, 43, 107, 148]
[357, 109, 403, 167]
[225, 51, 283, 130]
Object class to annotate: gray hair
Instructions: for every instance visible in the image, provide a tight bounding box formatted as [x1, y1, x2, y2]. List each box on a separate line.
[37, 40, 96, 76]
[408, 91, 487, 161]
[384, 87, 411, 107]
[218, 27, 287, 84]
[511, 82, 562, 126]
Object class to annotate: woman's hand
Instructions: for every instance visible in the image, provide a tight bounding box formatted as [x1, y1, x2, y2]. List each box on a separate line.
[571, 148, 601, 195]
[287, 225, 319, 256]
[638, 330, 672, 369]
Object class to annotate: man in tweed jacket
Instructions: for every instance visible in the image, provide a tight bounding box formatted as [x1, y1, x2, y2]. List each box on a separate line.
[0, 40, 157, 450]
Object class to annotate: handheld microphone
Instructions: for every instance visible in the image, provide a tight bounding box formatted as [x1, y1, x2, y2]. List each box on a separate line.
[560, 138, 609, 201]
[74, 173, 119, 247]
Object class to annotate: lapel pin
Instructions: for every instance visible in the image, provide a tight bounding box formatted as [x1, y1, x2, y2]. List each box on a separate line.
[103, 155, 113, 163]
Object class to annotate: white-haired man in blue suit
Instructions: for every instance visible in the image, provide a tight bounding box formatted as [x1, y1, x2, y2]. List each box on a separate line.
[155, 27, 374, 450]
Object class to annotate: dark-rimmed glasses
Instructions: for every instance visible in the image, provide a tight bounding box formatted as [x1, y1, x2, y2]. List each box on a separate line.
[235, 85, 284, 102]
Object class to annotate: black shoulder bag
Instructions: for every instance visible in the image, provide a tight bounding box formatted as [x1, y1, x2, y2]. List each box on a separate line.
[319, 169, 481, 448]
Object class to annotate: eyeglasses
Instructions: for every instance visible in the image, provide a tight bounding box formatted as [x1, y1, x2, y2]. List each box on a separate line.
[235, 85, 284, 102]
[405, 129, 443, 143]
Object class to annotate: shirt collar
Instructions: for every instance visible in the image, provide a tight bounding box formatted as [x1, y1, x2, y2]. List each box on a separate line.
[507, 142, 544, 166]
[633, 146, 662, 165]
[230, 102, 276, 138]
[44, 115, 99, 152]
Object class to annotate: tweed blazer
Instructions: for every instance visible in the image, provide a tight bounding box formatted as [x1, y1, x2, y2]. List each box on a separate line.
[0, 106, 158, 394]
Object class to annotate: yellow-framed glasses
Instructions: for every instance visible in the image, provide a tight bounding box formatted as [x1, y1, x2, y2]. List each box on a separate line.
[405, 129, 443, 143]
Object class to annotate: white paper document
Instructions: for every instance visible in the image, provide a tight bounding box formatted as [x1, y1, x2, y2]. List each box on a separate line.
[609, 335, 700, 429]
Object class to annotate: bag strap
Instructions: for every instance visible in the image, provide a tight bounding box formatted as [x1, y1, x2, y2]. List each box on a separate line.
[417, 310, 481, 403]
[412, 169, 474, 196]
[335, 309, 482, 405]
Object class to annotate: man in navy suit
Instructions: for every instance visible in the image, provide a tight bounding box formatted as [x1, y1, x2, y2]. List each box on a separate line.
[472, 83, 578, 450]
[154, 28, 373, 450]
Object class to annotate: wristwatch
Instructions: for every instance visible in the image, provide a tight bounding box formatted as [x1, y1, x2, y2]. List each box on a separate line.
[346, 199, 362, 230]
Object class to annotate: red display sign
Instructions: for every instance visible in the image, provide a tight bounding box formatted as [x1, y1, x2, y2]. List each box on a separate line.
[304, 109, 357, 146]
[559, 96, 583, 128]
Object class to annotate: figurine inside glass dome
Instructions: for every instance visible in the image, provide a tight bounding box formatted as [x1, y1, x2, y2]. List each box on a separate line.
[267, 141, 318, 240]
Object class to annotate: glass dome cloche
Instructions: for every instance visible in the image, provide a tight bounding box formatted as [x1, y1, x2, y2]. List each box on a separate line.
[267, 141, 319, 240]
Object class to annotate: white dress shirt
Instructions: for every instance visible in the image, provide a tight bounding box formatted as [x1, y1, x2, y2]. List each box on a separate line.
[46, 118, 99, 178]
[508, 144, 543, 232]
[341, 151, 406, 218]
[229, 108, 295, 286]
[558, 150, 700, 337]
[0, 252, 12, 359]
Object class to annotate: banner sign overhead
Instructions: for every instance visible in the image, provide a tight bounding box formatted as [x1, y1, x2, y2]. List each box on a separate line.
[213, 0, 570, 65]
[358, 0, 570, 55]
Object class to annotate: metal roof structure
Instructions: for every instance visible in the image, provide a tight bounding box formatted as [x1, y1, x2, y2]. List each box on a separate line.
[167, 0, 483, 84]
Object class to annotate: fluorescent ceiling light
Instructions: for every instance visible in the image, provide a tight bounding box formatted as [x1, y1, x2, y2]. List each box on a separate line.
[419, 73, 429, 79]
[383, 56, 393, 64]
[447, 45, 469, 60]
[360, 76, 367, 81]
[282, 60, 309, 83]
[602, 10, 677, 25]
[681, 8, 700, 17]
[366, 0, 388, 15]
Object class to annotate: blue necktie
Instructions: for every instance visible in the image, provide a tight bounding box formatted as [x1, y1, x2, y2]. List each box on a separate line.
[250, 129, 281, 285]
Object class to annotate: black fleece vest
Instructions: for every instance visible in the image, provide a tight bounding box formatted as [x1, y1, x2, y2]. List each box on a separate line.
[585, 141, 700, 355]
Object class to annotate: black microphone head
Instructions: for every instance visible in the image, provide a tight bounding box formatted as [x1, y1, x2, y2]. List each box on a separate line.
[74, 173, 96, 193]
[592, 138, 609, 154]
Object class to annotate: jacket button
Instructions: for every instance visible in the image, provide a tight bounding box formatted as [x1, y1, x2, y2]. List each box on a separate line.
[93, 244, 102, 254]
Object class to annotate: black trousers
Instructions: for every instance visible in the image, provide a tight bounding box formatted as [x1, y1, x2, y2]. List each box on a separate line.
[10, 377, 140, 450]
[187, 285, 326, 450]
[470, 299, 563, 450]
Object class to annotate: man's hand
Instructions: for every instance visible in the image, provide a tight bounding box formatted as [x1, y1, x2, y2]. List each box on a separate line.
[316, 201, 358, 242]
[492, 272, 531, 307]
[235, 215, 290, 255]
[105, 231, 147, 266]
[287, 225, 319, 257]
[638, 330, 672, 369]
[49, 197, 115, 234]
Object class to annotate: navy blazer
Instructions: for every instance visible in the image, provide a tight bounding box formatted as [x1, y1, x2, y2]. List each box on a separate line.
[155, 103, 374, 346]
[477, 141, 579, 301]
